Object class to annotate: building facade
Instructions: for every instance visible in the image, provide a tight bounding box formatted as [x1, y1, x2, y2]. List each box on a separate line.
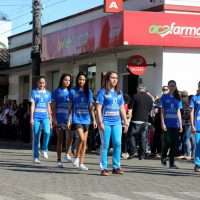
[5, 0, 200, 103]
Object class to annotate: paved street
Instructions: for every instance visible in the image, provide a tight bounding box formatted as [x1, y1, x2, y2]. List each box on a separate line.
[0, 143, 200, 200]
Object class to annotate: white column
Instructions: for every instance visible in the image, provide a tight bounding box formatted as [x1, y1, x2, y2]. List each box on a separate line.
[95, 55, 118, 91]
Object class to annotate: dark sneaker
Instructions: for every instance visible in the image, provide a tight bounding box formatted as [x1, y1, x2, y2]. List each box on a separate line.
[127, 154, 134, 160]
[112, 168, 124, 175]
[138, 155, 145, 160]
[169, 164, 179, 169]
[194, 166, 200, 172]
[161, 158, 167, 166]
[101, 169, 109, 176]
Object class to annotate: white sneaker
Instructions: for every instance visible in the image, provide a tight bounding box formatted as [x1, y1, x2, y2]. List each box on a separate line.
[122, 153, 129, 160]
[64, 154, 72, 162]
[42, 151, 48, 159]
[33, 158, 40, 164]
[72, 158, 80, 168]
[79, 164, 88, 171]
[57, 161, 64, 168]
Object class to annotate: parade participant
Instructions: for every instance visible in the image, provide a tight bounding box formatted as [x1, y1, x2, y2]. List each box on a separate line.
[181, 91, 192, 160]
[30, 76, 52, 163]
[96, 71, 128, 176]
[52, 74, 72, 168]
[127, 86, 153, 160]
[190, 82, 200, 172]
[160, 80, 183, 168]
[69, 72, 97, 171]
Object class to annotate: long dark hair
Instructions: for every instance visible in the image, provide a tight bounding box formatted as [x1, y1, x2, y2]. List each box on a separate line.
[58, 73, 72, 89]
[76, 72, 89, 98]
[168, 80, 181, 101]
[104, 71, 121, 94]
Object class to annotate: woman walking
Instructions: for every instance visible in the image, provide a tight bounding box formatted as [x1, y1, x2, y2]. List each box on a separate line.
[52, 74, 73, 168]
[30, 76, 52, 163]
[160, 80, 183, 168]
[69, 72, 97, 171]
[190, 82, 200, 172]
[96, 71, 129, 176]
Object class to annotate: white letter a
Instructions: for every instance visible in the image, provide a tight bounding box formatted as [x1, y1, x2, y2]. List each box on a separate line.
[109, 1, 119, 9]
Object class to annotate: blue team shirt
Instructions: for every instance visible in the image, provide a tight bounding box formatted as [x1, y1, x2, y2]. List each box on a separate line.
[96, 88, 124, 126]
[52, 88, 70, 124]
[190, 94, 200, 132]
[160, 94, 182, 128]
[70, 87, 94, 125]
[31, 89, 51, 119]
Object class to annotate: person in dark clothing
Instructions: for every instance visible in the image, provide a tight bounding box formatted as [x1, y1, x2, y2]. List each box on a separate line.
[121, 94, 131, 159]
[127, 86, 153, 160]
[160, 80, 183, 169]
[152, 86, 169, 156]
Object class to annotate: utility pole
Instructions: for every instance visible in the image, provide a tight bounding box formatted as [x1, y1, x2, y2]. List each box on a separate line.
[31, 0, 42, 89]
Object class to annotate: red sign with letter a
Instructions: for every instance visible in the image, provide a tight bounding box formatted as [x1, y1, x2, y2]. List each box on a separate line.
[104, 0, 124, 13]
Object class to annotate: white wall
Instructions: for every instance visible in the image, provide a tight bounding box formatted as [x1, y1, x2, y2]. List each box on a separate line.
[165, 0, 200, 6]
[96, 55, 118, 91]
[163, 48, 200, 95]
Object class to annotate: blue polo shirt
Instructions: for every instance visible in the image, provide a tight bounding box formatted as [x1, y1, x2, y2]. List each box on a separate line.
[70, 87, 94, 125]
[96, 88, 124, 126]
[190, 94, 200, 132]
[31, 89, 51, 120]
[52, 88, 70, 124]
[160, 94, 182, 128]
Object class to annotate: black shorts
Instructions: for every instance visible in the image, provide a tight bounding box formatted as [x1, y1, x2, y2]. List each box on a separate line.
[71, 124, 89, 132]
[56, 124, 67, 133]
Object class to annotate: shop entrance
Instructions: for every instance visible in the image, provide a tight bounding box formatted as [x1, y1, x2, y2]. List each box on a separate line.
[122, 74, 139, 97]
[118, 58, 139, 97]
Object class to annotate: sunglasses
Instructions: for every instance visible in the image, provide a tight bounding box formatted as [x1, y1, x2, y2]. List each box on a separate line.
[162, 88, 168, 91]
[168, 85, 176, 88]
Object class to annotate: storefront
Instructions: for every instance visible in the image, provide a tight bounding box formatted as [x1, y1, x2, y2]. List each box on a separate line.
[41, 11, 200, 96]
[7, 0, 200, 103]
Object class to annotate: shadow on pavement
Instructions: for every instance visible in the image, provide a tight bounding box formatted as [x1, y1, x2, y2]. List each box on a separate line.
[122, 164, 200, 177]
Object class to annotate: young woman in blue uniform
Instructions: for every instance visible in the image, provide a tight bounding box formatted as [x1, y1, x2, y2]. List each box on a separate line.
[160, 80, 183, 168]
[190, 82, 200, 172]
[69, 72, 97, 171]
[30, 76, 52, 163]
[96, 71, 129, 176]
[52, 74, 72, 168]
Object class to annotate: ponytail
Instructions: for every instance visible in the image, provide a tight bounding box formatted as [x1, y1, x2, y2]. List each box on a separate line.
[173, 88, 181, 101]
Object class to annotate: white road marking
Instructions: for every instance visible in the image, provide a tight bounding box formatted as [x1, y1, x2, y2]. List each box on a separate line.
[89, 192, 131, 200]
[133, 192, 182, 200]
[38, 193, 73, 200]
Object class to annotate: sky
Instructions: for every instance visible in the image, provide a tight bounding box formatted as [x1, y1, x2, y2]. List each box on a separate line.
[0, 0, 103, 36]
